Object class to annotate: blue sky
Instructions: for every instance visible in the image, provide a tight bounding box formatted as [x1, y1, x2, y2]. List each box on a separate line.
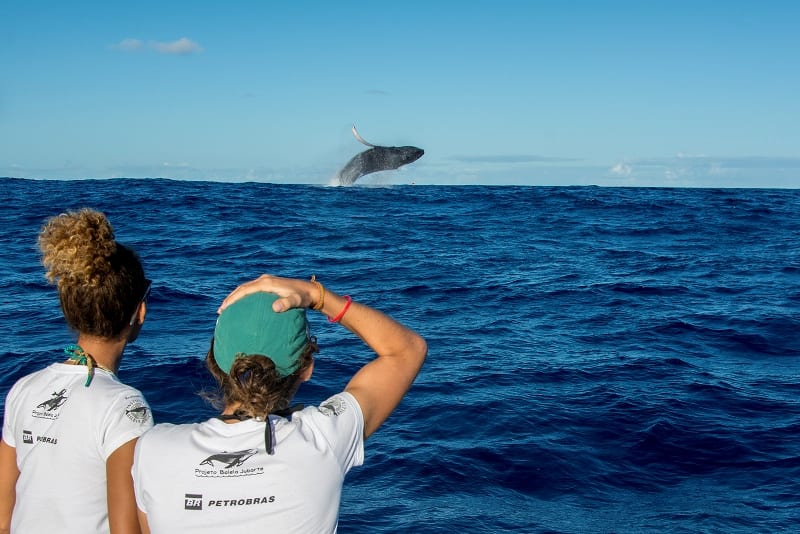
[2, 1, 799, 187]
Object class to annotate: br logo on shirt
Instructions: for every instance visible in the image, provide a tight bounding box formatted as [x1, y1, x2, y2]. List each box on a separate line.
[32, 388, 68, 419]
[125, 399, 150, 424]
[22, 429, 58, 445]
[185, 494, 203, 510]
[184, 492, 276, 510]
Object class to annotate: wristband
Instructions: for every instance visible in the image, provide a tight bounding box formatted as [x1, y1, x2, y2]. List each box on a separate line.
[328, 295, 352, 323]
[310, 275, 325, 311]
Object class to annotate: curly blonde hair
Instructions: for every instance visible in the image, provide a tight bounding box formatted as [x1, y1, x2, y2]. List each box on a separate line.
[38, 208, 148, 339]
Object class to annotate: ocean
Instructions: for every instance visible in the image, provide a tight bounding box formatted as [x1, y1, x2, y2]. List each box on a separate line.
[1, 177, 798, 533]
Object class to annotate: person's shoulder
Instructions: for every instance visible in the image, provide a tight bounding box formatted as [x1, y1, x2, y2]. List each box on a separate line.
[5, 364, 59, 399]
[295, 392, 364, 431]
[293, 392, 365, 466]
[92, 372, 148, 399]
[316, 392, 362, 417]
[142, 421, 182, 436]
[136, 422, 177, 448]
[12, 364, 56, 385]
[140, 420, 209, 442]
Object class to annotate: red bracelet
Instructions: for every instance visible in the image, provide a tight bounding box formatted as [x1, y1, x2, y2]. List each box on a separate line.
[328, 296, 352, 323]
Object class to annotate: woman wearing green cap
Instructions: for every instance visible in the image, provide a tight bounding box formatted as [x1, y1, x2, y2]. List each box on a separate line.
[132, 274, 426, 534]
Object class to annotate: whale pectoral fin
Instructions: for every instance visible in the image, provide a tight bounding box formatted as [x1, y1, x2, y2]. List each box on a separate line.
[352, 125, 376, 147]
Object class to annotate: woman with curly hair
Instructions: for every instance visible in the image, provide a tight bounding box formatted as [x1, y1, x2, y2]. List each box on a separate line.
[132, 274, 426, 534]
[0, 209, 154, 534]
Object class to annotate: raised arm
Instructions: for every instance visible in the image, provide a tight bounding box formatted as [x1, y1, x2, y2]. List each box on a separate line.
[331, 294, 427, 438]
[219, 274, 427, 438]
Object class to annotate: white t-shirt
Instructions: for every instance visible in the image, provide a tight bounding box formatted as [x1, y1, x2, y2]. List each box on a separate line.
[2, 362, 153, 534]
[133, 392, 364, 534]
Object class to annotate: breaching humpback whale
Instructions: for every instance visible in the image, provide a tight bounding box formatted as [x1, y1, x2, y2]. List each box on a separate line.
[335, 126, 424, 185]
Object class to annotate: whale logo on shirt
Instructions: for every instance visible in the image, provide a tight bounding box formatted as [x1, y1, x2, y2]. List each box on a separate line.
[125, 399, 151, 423]
[36, 389, 68, 411]
[200, 449, 258, 469]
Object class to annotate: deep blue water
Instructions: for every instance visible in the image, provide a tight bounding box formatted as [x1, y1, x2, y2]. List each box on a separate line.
[1, 177, 799, 533]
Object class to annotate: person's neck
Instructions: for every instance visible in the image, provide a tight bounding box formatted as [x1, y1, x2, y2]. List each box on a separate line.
[218, 403, 248, 423]
[71, 335, 127, 374]
[220, 402, 302, 423]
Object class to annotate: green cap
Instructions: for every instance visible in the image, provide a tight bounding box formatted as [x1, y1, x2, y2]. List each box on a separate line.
[213, 292, 309, 378]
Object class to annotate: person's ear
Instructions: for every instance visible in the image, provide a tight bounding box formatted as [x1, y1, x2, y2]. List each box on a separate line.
[129, 301, 147, 327]
[300, 359, 314, 382]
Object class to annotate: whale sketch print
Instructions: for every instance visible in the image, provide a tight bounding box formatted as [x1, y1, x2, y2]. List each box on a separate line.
[126, 405, 148, 416]
[36, 389, 68, 411]
[199, 449, 259, 469]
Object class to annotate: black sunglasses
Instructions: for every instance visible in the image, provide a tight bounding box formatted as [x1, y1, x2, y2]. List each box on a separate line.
[129, 279, 152, 326]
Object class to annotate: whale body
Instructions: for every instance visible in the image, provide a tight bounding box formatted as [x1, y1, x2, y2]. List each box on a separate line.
[336, 127, 423, 185]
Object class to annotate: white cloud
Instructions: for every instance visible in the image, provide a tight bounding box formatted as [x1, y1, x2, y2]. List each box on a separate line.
[150, 37, 203, 55]
[113, 38, 145, 52]
[610, 162, 632, 176]
[112, 37, 203, 55]
[620, 153, 800, 187]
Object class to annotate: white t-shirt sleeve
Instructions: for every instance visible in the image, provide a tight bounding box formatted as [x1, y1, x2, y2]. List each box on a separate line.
[1, 379, 24, 448]
[132, 424, 162, 515]
[312, 392, 365, 472]
[99, 389, 154, 460]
